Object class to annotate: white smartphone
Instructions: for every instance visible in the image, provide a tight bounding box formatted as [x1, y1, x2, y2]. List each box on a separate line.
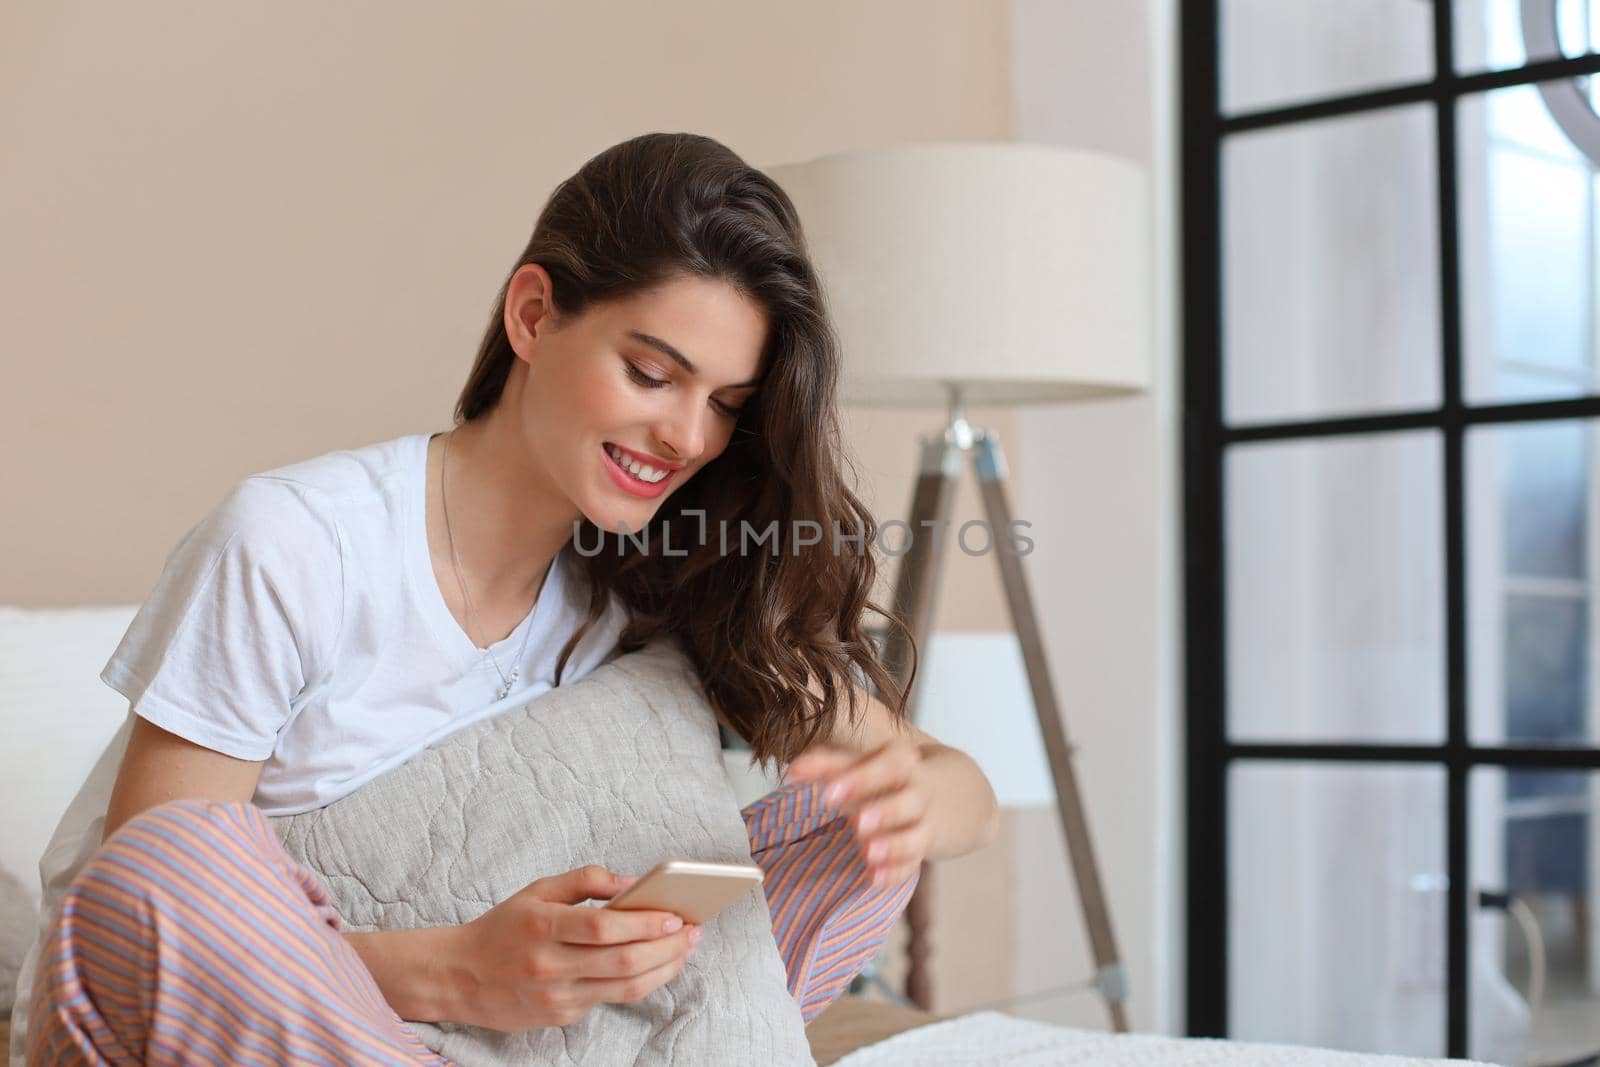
[604, 860, 763, 925]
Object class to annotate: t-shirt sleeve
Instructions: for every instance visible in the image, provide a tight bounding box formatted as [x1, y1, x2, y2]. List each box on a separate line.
[99, 476, 345, 761]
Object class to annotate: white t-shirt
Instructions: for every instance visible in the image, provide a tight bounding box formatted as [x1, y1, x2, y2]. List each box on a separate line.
[9, 432, 630, 1060]
[98, 430, 628, 815]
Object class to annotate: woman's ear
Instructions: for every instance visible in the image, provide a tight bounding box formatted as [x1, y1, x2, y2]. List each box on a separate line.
[503, 262, 558, 363]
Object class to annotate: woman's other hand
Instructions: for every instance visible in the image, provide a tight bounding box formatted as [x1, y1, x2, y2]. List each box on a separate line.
[784, 737, 934, 888]
[439, 865, 701, 1032]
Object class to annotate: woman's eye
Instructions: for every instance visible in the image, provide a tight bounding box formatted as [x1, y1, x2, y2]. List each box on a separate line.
[628, 360, 745, 418]
[624, 363, 668, 388]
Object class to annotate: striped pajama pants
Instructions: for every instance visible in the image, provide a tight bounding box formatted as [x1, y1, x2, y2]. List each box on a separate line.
[25, 781, 918, 1066]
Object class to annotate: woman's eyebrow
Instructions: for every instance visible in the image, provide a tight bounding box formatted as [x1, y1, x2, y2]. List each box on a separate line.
[626, 330, 762, 389]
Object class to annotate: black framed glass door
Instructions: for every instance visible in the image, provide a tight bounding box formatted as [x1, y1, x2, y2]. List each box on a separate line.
[1183, 1, 1600, 1059]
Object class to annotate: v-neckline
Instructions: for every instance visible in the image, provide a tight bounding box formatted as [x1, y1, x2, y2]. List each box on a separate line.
[408, 432, 561, 673]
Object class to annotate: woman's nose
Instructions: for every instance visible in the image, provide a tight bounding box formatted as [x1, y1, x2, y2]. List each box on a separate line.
[655, 411, 706, 466]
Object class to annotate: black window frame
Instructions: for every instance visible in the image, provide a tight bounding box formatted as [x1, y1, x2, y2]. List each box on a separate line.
[1181, 1, 1600, 1056]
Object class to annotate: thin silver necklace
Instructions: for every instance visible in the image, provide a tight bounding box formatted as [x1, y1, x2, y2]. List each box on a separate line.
[440, 429, 542, 700]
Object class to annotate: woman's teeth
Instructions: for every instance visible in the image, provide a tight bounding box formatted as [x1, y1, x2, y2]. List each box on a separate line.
[606, 443, 669, 483]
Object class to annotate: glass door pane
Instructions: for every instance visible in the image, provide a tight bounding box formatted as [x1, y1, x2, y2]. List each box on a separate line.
[1228, 432, 1446, 743]
[1222, 0, 1434, 114]
[1225, 106, 1441, 425]
[1458, 84, 1600, 406]
[1470, 768, 1600, 1064]
[1230, 762, 1448, 1056]
[1466, 400, 1598, 752]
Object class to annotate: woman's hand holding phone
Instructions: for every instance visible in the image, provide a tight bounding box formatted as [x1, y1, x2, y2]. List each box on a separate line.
[440, 864, 702, 1032]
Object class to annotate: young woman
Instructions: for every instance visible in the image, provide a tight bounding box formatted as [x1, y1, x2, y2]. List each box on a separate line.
[20, 132, 999, 1063]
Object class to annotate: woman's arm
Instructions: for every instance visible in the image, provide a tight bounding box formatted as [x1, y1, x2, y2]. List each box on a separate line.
[103, 715, 268, 844]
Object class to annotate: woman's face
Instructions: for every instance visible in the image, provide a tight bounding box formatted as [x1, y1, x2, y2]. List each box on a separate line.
[506, 267, 768, 535]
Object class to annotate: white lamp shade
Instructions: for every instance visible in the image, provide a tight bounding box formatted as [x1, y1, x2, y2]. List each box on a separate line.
[764, 142, 1152, 408]
[911, 631, 1056, 807]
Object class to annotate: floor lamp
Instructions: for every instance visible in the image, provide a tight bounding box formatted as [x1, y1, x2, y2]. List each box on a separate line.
[764, 143, 1152, 1030]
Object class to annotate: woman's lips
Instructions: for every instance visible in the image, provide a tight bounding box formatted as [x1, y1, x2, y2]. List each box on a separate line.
[601, 442, 672, 498]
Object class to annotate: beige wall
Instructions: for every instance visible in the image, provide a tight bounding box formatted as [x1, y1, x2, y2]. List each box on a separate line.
[1, 0, 1015, 636]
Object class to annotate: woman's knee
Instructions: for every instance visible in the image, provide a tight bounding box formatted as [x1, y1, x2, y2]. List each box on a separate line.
[91, 798, 270, 886]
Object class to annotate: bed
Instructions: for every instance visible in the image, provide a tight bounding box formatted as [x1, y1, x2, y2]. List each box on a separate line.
[2, 607, 1497, 1066]
[809, 1000, 1504, 1064]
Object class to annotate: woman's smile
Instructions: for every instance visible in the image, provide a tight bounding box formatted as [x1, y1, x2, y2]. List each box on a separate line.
[601, 440, 676, 498]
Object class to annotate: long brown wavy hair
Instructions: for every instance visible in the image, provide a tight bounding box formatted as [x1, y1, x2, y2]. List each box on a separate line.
[453, 132, 918, 769]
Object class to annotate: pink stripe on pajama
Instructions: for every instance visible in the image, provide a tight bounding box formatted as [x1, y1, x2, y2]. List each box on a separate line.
[26, 781, 914, 1064]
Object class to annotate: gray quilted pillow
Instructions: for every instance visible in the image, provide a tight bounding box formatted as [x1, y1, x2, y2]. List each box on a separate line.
[267, 636, 815, 1066]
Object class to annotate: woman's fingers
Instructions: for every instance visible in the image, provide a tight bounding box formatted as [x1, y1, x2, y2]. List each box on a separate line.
[818, 740, 920, 814]
[859, 818, 932, 884]
[557, 923, 700, 980]
[573, 928, 701, 1003]
[552, 904, 684, 946]
[852, 788, 923, 835]
[787, 740, 935, 887]
[787, 740, 920, 814]
[576, 954, 686, 1005]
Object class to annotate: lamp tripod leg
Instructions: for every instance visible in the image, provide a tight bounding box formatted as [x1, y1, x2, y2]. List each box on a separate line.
[971, 431, 1130, 1033]
[880, 435, 961, 1011]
